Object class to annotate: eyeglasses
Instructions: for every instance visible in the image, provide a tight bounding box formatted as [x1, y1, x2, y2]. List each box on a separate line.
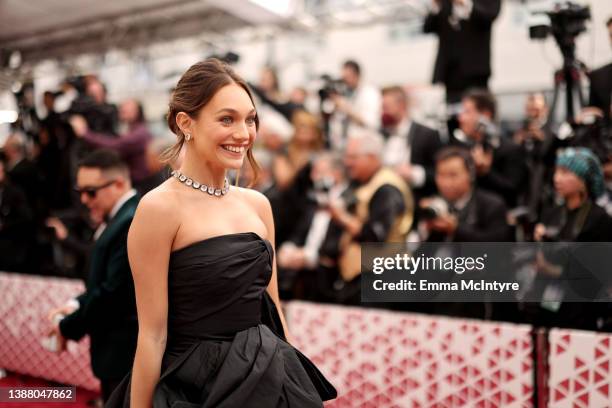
[74, 180, 116, 199]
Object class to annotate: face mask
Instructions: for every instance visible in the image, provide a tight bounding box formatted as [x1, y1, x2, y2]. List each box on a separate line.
[381, 113, 399, 129]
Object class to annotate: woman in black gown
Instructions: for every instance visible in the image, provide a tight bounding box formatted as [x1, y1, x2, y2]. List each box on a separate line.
[106, 59, 336, 407]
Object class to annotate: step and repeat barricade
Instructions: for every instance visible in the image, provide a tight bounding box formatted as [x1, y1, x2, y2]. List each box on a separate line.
[5, 272, 612, 407]
[0, 272, 100, 392]
[548, 328, 612, 408]
[285, 301, 534, 407]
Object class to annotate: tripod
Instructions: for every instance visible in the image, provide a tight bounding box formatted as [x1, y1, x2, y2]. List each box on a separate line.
[545, 31, 588, 128]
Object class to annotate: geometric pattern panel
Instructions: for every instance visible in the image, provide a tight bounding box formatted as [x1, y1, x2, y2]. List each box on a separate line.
[549, 328, 612, 408]
[285, 301, 534, 407]
[0, 272, 100, 392]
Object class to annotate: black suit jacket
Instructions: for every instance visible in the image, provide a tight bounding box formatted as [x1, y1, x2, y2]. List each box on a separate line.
[589, 63, 612, 122]
[477, 138, 527, 208]
[60, 194, 139, 380]
[407, 122, 443, 198]
[0, 182, 34, 271]
[7, 159, 42, 216]
[427, 189, 512, 242]
[424, 0, 501, 86]
[452, 137, 528, 208]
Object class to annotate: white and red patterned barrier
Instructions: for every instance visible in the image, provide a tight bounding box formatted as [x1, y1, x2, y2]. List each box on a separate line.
[0, 272, 100, 392]
[548, 328, 612, 408]
[11, 272, 612, 407]
[285, 301, 534, 408]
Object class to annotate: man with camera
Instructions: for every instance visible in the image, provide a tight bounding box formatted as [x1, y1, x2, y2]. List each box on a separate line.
[276, 152, 349, 300]
[424, 0, 501, 104]
[326, 60, 381, 151]
[316, 130, 413, 304]
[419, 146, 512, 243]
[454, 89, 527, 208]
[417, 146, 512, 319]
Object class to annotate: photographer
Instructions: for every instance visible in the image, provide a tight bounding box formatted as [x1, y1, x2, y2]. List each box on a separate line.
[269, 111, 324, 245]
[276, 152, 349, 300]
[512, 92, 549, 148]
[0, 159, 34, 273]
[423, 0, 501, 104]
[417, 146, 511, 320]
[319, 130, 413, 304]
[69, 99, 152, 189]
[531, 148, 612, 330]
[535, 148, 612, 243]
[68, 77, 118, 136]
[249, 66, 305, 122]
[454, 89, 528, 208]
[39, 91, 74, 210]
[419, 146, 512, 243]
[326, 60, 381, 151]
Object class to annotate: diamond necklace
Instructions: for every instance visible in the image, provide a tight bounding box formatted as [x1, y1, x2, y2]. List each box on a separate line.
[171, 170, 230, 197]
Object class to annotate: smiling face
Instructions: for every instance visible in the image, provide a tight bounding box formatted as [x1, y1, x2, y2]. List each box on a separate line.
[179, 84, 257, 171]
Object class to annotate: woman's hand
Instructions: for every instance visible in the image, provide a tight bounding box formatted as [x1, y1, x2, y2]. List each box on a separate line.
[533, 223, 546, 242]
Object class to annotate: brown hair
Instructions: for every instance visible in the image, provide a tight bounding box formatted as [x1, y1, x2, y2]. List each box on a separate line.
[290, 110, 323, 151]
[462, 88, 497, 120]
[161, 58, 260, 186]
[382, 85, 408, 107]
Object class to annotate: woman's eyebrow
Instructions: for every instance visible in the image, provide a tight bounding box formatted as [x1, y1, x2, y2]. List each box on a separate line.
[214, 108, 257, 115]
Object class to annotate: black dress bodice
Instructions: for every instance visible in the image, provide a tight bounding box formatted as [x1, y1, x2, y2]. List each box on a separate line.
[166, 232, 273, 355]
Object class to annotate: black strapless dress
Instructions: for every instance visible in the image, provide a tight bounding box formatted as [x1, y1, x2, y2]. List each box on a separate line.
[105, 232, 336, 407]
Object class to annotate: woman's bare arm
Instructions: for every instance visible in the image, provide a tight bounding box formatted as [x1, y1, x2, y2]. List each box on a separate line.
[128, 189, 179, 408]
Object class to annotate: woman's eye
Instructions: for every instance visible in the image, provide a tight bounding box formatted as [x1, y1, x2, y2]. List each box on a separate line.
[246, 116, 256, 125]
[221, 117, 232, 125]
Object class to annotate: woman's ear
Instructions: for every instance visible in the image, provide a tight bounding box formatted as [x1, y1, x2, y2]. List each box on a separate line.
[175, 112, 193, 136]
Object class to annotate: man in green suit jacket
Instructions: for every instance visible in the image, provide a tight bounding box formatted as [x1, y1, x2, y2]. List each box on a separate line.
[48, 149, 139, 402]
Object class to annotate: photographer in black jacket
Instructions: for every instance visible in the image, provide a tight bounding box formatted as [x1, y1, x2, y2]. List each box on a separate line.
[454, 89, 528, 208]
[424, 0, 501, 104]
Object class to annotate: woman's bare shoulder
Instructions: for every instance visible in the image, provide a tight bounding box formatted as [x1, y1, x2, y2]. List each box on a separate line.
[232, 186, 271, 213]
[133, 180, 181, 235]
[232, 186, 274, 235]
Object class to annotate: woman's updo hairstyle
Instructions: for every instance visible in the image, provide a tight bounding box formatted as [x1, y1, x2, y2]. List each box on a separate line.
[162, 58, 260, 185]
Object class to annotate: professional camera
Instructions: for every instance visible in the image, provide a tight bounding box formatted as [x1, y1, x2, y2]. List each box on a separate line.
[420, 197, 450, 220]
[318, 74, 348, 103]
[453, 116, 500, 150]
[64, 76, 87, 94]
[541, 225, 561, 242]
[207, 51, 240, 65]
[565, 114, 611, 162]
[311, 176, 336, 206]
[529, 2, 591, 43]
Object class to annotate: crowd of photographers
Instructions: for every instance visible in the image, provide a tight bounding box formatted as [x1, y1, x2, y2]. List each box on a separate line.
[1, 9, 611, 330]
